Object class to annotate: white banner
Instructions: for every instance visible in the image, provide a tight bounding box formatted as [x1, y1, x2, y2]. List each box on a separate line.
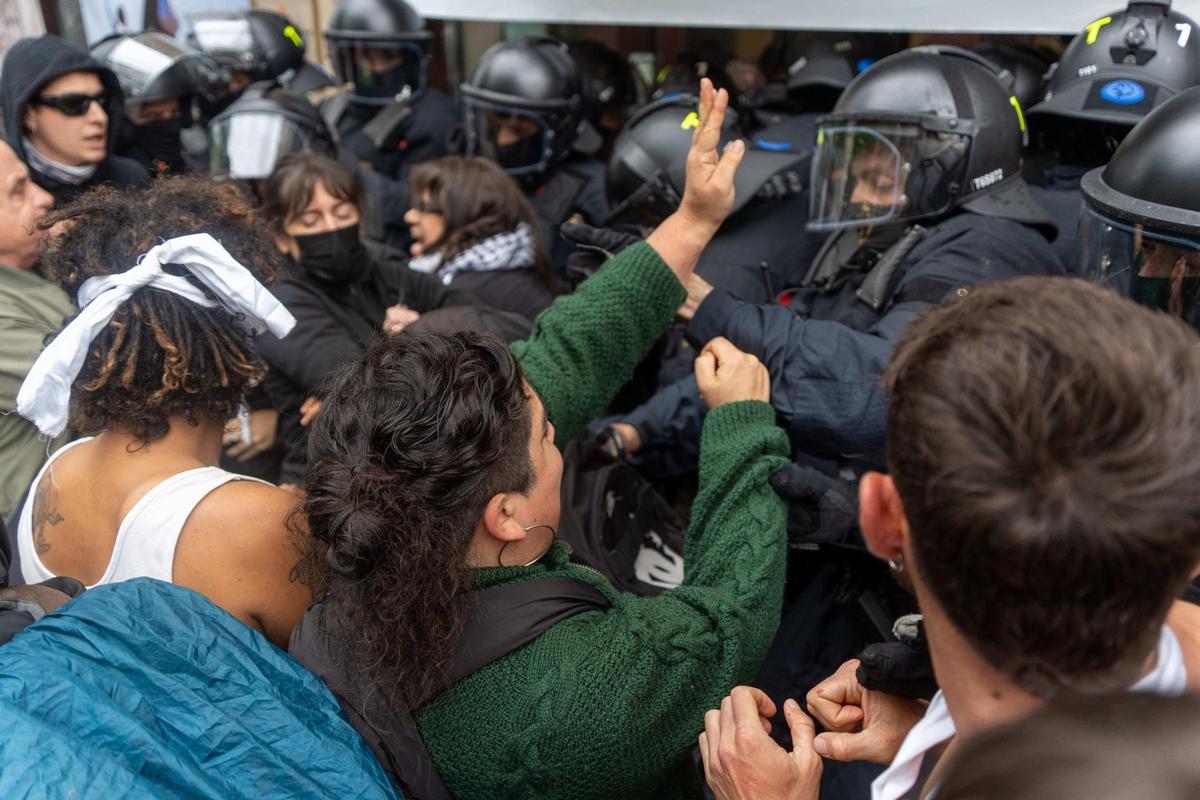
[0, 0, 45, 64]
[410, 0, 1200, 35]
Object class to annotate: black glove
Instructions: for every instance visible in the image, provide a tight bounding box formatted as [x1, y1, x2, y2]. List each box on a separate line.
[855, 616, 938, 701]
[562, 223, 644, 287]
[769, 463, 859, 546]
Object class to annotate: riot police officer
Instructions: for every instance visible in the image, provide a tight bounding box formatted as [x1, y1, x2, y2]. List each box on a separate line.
[322, 0, 461, 246]
[461, 36, 609, 275]
[611, 51, 1067, 797]
[606, 94, 813, 304]
[188, 8, 334, 104]
[1079, 84, 1200, 328]
[90, 31, 223, 174]
[1025, 0, 1200, 268]
[207, 84, 334, 182]
[620, 46, 1065, 495]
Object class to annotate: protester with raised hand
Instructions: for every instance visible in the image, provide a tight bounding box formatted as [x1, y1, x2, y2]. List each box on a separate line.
[289, 79, 799, 800]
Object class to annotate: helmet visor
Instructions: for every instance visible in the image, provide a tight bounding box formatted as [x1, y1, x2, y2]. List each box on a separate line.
[105, 36, 222, 103]
[464, 98, 551, 175]
[808, 121, 968, 231]
[330, 40, 424, 103]
[209, 111, 311, 179]
[1079, 207, 1200, 331]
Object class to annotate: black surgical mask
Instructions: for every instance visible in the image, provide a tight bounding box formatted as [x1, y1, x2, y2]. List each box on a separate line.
[294, 223, 367, 285]
[133, 117, 185, 174]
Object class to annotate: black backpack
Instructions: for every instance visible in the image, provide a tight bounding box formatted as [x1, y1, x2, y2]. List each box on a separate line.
[556, 437, 687, 596]
[289, 576, 611, 799]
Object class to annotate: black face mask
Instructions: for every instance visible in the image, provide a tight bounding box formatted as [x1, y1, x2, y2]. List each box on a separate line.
[493, 131, 546, 173]
[294, 223, 367, 285]
[132, 117, 185, 174]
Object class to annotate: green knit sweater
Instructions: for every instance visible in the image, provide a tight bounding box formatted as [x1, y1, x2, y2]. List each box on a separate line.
[417, 242, 792, 800]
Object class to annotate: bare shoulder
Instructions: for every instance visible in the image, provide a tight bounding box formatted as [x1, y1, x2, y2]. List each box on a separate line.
[185, 480, 305, 557]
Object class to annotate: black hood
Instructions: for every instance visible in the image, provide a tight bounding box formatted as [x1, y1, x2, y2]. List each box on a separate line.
[0, 34, 126, 162]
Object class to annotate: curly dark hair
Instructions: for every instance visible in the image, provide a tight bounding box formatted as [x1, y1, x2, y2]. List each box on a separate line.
[301, 330, 534, 707]
[39, 177, 282, 444]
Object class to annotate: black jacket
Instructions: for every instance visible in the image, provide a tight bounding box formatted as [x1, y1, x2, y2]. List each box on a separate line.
[624, 212, 1067, 470]
[444, 267, 557, 321]
[257, 241, 477, 483]
[526, 156, 610, 277]
[0, 34, 150, 206]
[334, 89, 462, 248]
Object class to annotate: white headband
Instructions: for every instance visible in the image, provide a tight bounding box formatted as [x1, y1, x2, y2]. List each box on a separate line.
[17, 233, 296, 437]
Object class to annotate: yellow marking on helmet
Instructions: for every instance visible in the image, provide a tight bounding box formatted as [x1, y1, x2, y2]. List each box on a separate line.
[283, 24, 304, 48]
[681, 111, 700, 130]
[1010, 96, 1026, 132]
[1086, 16, 1113, 45]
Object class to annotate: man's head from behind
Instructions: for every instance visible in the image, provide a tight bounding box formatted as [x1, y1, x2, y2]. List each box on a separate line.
[863, 277, 1200, 696]
[0, 139, 53, 269]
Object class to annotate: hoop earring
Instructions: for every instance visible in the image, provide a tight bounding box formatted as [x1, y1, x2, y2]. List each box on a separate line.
[497, 524, 557, 568]
[888, 553, 905, 574]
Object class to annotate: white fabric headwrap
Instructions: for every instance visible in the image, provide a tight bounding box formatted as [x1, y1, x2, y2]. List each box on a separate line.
[17, 233, 296, 437]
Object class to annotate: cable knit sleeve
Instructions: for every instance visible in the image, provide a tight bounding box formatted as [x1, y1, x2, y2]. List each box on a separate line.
[511, 242, 686, 445]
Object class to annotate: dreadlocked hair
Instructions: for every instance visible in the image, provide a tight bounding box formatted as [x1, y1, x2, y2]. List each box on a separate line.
[39, 177, 282, 444]
[298, 330, 534, 709]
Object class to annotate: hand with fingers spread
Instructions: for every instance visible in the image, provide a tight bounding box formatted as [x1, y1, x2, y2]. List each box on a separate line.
[646, 78, 746, 282]
[700, 686, 823, 800]
[806, 659, 927, 765]
[695, 337, 770, 410]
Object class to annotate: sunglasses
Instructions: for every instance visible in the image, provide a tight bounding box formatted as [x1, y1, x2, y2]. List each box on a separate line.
[33, 92, 112, 117]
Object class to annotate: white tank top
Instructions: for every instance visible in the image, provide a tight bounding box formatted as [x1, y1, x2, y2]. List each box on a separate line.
[17, 437, 272, 587]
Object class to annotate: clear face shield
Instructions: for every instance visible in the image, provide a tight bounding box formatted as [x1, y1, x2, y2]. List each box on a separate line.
[808, 120, 969, 231]
[464, 99, 553, 175]
[1079, 208, 1200, 332]
[329, 40, 425, 104]
[208, 111, 312, 180]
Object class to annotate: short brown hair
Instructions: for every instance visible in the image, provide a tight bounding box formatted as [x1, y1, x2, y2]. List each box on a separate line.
[408, 156, 554, 289]
[885, 276, 1200, 696]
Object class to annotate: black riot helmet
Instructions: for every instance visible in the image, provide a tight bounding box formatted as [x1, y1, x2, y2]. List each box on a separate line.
[808, 45, 1053, 235]
[462, 37, 595, 178]
[972, 42, 1055, 112]
[207, 82, 334, 180]
[1028, 1, 1200, 128]
[324, 0, 431, 105]
[606, 95, 806, 226]
[1079, 85, 1200, 331]
[187, 10, 307, 83]
[91, 31, 224, 108]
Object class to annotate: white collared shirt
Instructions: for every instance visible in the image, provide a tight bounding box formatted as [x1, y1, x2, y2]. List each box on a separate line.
[871, 625, 1187, 800]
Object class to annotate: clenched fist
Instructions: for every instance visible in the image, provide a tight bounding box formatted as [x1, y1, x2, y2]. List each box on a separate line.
[695, 337, 770, 409]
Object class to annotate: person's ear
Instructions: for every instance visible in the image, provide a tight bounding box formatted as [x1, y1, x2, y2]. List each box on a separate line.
[23, 106, 38, 137]
[859, 471, 908, 561]
[479, 491, 529, 545]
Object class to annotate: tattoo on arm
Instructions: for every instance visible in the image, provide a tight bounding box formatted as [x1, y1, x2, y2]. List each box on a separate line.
[31, 474, 64, 556]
